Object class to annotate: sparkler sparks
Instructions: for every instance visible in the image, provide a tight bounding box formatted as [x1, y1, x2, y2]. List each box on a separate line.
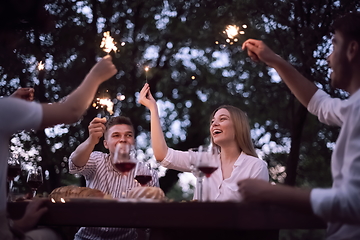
[225, 25, 240, 39]
[37, 61, 45, 71]
[100, 31, 118, 54]
[93, 97, 114, 116]
[92, 91, 126, 118]
[216, 24, 247, 46]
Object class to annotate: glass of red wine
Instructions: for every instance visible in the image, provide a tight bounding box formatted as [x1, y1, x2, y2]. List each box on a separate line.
[112, 143, 137, 175]
[189, 148, 205, 202]
[26, 166, 43, 198]
[134, 162, 153, 187]
[7, 154, 21, 200]
[190, 145, 219, 202]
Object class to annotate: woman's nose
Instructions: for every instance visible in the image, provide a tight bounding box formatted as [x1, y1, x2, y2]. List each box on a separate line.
[211, 120, 219, 126]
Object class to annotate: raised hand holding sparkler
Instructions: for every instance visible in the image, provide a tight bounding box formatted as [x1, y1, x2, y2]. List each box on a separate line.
[88, 117, 107, 145]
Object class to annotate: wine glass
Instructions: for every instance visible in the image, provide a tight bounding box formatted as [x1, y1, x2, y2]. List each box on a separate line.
[134, 162, 153, 187]
[26, 166, 43, 198]
[7, 154, 21, 200]
[189, 147, 206, 202]
[112, 143, 137, 175]
[190, 145, 219, 202]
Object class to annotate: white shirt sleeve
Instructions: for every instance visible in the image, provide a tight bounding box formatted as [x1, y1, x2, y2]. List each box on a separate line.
[160, 148, 193, 172]
[0, 98, 42, 134]
[309, 89, 360, 224]
[69, 151, 102, 180]
[307, 89, 344, 127]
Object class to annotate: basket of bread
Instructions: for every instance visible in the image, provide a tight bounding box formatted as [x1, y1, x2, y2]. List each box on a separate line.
[49, 185, 112, 202]
[49, 185, 166, 202]
[127, 186, 165, 202]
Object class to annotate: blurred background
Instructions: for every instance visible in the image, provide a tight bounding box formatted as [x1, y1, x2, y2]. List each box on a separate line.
[1, 0, 360, 239]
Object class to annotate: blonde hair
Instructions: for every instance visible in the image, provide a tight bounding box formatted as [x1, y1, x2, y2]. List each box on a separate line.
[210, 105, 258, 158]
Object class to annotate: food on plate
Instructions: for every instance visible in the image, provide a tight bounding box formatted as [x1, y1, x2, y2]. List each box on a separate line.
[49, 185, 110, 201]
[127, 187, 165, 200]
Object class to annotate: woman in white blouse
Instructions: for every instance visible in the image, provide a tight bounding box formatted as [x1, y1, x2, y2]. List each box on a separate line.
[139, 83, 269, 202]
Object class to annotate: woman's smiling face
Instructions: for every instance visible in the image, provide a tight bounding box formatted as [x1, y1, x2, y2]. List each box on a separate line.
[210, 108, 235, 146]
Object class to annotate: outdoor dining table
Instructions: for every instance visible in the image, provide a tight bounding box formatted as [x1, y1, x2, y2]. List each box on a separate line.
[8, 200, 326, 240]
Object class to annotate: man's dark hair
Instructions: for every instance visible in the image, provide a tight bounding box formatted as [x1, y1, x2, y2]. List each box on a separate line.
[105, 116, 134, 133]
[332, 12, 360, 44]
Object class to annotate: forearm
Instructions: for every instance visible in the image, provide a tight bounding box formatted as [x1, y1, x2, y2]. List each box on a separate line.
[70, 137, 97, 167]
[271, 56, 318, 107]
[267, 184, 312, 213]
[149, 106, 168, 161]
[40, 74, 101, 128]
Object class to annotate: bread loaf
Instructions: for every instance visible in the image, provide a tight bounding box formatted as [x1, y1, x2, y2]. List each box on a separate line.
[127, 187, 165, 200]
[49, 186, 105, 201]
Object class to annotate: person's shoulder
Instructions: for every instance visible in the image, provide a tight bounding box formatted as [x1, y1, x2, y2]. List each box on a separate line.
[240, 153, 267, 166]
[0, 97, 42, 131]
[0, 96, 36, 105]
[348, 89, 360, 106]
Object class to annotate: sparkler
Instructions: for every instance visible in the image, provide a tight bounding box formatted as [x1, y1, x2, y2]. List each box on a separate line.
[100, 31, 118, 54]
[93, 91, 126, 118]
[216, 24, 247, 46]
[37, 61, 45, 71]
[29, 60, 45, 88]
[93, 96, 114, 118]
[144, 66, 149, 83]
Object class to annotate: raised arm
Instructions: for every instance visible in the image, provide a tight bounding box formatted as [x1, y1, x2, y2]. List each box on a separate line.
[70, 117, 107, 167]
[138, 83, 168, 161]
[242, 39, 318, 107]
[40, 55, 117, 129]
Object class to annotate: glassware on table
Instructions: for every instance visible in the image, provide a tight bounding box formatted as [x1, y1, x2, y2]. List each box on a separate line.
[112, 143, 137, 175]
[134, 162, 153, 186]
[7, 154, 21, 200]
[189, 147, 206, 202]
[8, 187, 20, 202]
[26, 166, 43, 198]
[189, 145, 219, 202]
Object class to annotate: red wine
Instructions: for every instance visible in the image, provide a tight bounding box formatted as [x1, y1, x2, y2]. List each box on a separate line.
[8, 165, 21, 180]
[114, 162, 136, 173]
[135, 175, 152, 186]
[27, 180, 42, 189]
[198, 166, 218, 178]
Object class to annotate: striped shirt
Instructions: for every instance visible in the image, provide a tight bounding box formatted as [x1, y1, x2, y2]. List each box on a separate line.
[69, 151, 159, 240]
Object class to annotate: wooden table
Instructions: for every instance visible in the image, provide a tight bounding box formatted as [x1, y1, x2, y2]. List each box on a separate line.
[8, 200, 326, 240]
